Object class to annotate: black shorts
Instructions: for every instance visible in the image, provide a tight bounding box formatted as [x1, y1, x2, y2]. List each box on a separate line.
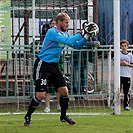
[46, 81, 54, 93]
[33, 58, 66, 92]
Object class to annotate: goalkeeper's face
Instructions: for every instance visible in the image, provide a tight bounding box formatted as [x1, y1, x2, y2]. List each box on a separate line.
[59, 17, 70, 32]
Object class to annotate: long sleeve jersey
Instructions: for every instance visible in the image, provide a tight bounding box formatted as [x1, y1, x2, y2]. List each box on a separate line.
[38, 27, 87, 63]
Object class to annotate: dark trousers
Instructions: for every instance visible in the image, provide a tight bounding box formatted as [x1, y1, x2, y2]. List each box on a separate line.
[120, 76, 130, 108]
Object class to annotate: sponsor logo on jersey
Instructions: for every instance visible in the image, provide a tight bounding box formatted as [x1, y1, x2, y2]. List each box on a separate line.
[59, 43, 64, 47]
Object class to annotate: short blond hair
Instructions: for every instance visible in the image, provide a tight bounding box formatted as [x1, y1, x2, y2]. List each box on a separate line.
[55, 12, 70, 23]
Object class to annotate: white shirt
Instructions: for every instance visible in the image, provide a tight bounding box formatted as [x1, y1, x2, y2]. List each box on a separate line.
[120, 51, 133, 78]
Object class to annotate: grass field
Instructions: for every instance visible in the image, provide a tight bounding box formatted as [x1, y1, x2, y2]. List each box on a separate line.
[0, 109, 133, 133]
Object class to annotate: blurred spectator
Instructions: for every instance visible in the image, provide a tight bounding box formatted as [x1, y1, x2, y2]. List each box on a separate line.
[72, 21, 100, 97]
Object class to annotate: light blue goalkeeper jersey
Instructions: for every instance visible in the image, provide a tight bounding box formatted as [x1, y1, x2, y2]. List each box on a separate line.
[38, 27, 87, 63]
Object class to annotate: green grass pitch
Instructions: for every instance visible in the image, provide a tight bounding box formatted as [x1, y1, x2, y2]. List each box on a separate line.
[0, 110, 133, 133]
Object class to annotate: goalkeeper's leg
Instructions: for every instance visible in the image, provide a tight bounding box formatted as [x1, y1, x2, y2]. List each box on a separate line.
[24, 95, 41, 126]
[24, 91, 46, 126]
[58, 87, 76, 125]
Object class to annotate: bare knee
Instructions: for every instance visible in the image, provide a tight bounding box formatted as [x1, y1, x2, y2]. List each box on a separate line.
[36, 92, 46, 101]
[58, 86, 68, 96]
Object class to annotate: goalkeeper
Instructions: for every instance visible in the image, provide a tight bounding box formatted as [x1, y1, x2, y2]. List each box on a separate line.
[24, 12, 95, 126]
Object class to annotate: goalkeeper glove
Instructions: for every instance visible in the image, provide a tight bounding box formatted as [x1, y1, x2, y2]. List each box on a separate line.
[79, 30, 90, 40]
[84, 22, 99, 37]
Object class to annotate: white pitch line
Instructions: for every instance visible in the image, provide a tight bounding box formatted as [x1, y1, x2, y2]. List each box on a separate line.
[0, 112, 110, 116]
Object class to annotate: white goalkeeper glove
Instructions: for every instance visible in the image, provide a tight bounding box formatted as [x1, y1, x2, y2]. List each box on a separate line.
[84, 22, 99, 37]
[80, 29, 90, 40]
